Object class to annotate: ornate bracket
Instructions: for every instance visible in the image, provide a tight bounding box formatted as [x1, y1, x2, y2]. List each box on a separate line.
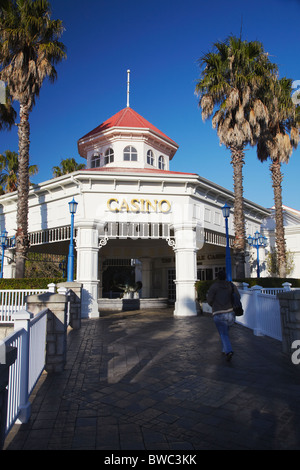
[166, 237, 176, 251]
[99, 235, 108, 249]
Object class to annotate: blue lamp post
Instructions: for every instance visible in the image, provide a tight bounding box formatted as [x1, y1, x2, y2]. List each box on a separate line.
[0, 230, 8, 279]
[67, 198, 78, 282]
[247, 231, 267, 278]
[222, 203, 232, 281]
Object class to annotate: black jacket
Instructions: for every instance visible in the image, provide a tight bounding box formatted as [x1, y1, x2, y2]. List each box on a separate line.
[207, 280, 240, 315]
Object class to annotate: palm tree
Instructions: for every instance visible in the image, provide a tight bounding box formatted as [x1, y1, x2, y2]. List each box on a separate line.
[256, 77, 299, 277]
[52, 158, 85, 178]
[0, 83, 16, 130]
[0, 0, 66, 277]
[0, 149, 38, 193]
[195, 36, 276, 278]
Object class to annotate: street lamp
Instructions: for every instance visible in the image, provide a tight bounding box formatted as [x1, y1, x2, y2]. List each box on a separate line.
[247, 231, 267, 278]
[0, 230, 8, 279]
[67, 198, 78, 282]
[222, 203, 232, 281]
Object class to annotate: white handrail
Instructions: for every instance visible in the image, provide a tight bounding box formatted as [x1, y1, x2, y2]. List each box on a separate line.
[3, 308, 48, 437]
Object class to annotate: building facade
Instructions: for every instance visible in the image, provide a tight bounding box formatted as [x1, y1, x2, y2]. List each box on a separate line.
[262, 205, 300, 278]
[0, 105, 271, 318]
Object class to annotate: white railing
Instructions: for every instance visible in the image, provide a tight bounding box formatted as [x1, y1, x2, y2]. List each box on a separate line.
[0, 284, 55, 324]
[236, 288, 282, 341]
[202, 282, 297, 341]
[28, 310, 47, 395]
[5, 329, 25, 434]
[261, 288, 285, 295]
[235, 282, 300, 341]
[3, 308, 48, 437]
[29, 225, 71, 246]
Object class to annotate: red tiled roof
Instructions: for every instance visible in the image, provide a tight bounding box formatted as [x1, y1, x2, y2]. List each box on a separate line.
[84, 166, 197, 176]
[79, 107, 178, 147]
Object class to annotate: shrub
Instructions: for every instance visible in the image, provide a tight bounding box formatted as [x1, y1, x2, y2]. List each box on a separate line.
[235, 278, 300, 288]
[0, 278, 65, 290]
[195, 280, 214, 302]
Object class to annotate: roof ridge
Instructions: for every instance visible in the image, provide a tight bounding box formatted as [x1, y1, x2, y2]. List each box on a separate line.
[128, 107, 150, 127]
[78, 107, 178, 147]
[113, 107, 129, 126]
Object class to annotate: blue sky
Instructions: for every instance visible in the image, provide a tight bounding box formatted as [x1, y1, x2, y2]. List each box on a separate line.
[1, 0, 299, 210]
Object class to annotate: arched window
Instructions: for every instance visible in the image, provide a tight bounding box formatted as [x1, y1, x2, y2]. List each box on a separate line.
[91, 154, 100, 168]
[124, 146, 138, 161]
[147, 149, 154, 166]
[158, 155, 165, 170]
[104, 148, 114, 165]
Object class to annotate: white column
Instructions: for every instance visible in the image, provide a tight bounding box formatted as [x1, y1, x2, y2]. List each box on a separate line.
[76, 221, 99, 318]
[173, 223, 198, 317]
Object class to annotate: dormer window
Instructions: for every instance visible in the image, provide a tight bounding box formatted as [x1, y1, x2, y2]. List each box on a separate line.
[124, 146, 137, 161]
[158, 155, 165, 170]
[104, 148, 114, 165]
[91, 153, 100, 168]
[147, 149, 154, 166]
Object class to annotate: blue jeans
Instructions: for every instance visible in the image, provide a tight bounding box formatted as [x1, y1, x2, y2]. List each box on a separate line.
[213, 312, 235, 354]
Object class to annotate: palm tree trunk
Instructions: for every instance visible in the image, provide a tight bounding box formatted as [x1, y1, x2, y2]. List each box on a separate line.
[15, 103, 30, 278]
[270, 158, 286, 278]
[231, 146, 246, 279]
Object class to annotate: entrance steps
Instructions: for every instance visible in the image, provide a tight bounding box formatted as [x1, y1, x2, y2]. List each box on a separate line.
[98, 297, 169, 312]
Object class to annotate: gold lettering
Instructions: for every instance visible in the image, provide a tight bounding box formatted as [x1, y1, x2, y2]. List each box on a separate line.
[107, 198, 171, 213]
[158, 199, 171, 213]
[107, 198, 119, 212]
[130, 199, 140, 212]
[145, 199, 158, 212]
[140, 199, 145, 212]
[119, 199, 130, 212]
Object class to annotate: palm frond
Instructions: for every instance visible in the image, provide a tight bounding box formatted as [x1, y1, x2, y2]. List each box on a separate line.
[0, 0, 66, 108]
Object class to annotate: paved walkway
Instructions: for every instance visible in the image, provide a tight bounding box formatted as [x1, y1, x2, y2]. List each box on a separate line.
[4, 308, 300, 450]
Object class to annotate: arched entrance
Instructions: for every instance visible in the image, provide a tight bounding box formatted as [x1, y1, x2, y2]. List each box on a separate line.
[97, 224, 176, 311]
[75, 219, 203, 318]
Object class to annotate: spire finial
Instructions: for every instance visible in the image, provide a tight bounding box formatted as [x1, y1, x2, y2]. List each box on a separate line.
[127, 69, 130, 107]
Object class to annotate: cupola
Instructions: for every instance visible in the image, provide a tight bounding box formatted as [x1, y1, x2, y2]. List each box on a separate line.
[77, 72, 178, 172]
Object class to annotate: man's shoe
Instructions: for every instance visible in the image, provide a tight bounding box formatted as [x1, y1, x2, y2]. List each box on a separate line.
[226, 351, 233, 361]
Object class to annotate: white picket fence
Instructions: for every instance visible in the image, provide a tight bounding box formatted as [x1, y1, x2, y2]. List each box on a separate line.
[0, 284, 56, 323]
[236, 287, 282, 340]
[2, 308, 48, 437]
[1, 284, 71, 440]
[235, 282, 298, 341]
[203, 282, 299, 342]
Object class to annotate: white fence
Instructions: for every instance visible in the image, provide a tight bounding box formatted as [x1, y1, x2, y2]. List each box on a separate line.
[2, 308, 48, 437]
[0, 284, 56, 323]
[203, 282, 299, 342]
[236, 287, 282, 340]
[234, 282, 299, 341]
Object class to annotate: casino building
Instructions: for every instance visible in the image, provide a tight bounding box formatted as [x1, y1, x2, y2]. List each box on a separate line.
[0, 79, 272, 318]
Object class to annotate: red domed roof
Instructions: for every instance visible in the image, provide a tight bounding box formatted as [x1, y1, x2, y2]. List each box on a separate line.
[79, 107, 178, 147]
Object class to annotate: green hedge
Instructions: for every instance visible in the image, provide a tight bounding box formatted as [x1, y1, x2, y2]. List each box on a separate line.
[235, 278, 300, 288]
[195, 278, 300, 302]
[0, 278, 66, 290]
[195, 280, 215, 302]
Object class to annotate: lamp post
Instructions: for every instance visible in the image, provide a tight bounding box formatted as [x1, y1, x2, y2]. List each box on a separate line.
[247, 231, 267, 278]
[67, 198, 78, 282]
[222, 203, 232, 281]
[0, 230, 8, 279]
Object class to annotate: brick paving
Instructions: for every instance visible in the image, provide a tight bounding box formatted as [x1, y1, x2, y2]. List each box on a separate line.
[4, 308, 300, 450]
